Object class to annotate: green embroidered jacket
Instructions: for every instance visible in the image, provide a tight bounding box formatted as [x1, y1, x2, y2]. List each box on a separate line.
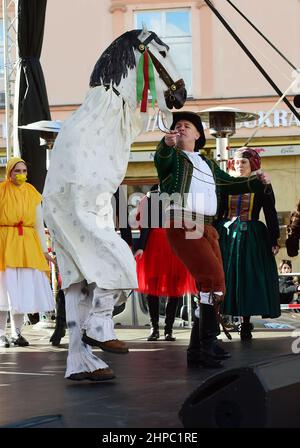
[154, 139, 265, 213]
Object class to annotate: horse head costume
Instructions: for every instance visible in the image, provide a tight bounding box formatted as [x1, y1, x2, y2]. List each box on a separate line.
[89, 28, 187, 112]
[43, 29, 187, 292]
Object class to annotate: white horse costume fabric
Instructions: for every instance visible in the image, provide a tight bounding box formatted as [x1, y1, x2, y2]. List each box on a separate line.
[42, 29, 186, 378]
[43, 86, 141, 291]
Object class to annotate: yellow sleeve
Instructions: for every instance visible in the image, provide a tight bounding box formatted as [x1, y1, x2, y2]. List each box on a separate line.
[26, 183, 42, 206]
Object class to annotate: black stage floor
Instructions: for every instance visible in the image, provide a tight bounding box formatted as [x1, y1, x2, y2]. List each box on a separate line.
[0, 319, 299, 429]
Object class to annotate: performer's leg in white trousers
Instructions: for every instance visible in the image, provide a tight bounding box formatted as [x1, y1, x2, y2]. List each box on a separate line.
[64, 281, 121, 377]
[83, 285, 120, 341]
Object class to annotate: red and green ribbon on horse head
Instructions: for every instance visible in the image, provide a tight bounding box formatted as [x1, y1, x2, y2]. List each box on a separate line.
[136, 49, 157, 112]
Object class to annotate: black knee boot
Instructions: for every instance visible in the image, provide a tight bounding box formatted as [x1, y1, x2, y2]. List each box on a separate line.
[196, 304, 224, 368]
[147, 295, 160, 341]
[187, 305, 230, 368]
[50, 290, 66, 346]
[164, 297, 179, 341]
[212, 307, 231, 359]
[187, 316, 200, 366]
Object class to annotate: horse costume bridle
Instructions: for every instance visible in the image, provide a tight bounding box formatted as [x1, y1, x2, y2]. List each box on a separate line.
[132, 32, 187, 110]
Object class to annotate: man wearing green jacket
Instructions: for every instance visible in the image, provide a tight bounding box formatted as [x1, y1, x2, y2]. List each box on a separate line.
[154, 111, 269, 368]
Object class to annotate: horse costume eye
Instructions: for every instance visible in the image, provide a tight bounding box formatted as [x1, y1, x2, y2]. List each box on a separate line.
[159, 51, 166, 58]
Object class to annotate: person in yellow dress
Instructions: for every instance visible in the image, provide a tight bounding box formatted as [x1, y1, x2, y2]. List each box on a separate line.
[0, 158, 54, 348]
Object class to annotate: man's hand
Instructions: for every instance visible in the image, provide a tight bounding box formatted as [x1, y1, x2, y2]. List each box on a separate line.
[135, 249, 144, 260]
[255, 170, 271, 184]
[272, 245, 280, 256]
[164, 130, 179, 147]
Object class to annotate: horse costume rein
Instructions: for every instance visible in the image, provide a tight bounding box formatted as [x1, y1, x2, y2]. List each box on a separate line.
[133, 33, 186, 112]
[144, 48, 185, 109]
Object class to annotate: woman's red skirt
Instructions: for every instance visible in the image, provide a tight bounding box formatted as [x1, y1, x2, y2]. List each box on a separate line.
[136, 228, 197, 297]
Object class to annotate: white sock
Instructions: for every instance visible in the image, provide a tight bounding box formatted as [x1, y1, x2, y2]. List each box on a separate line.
[199, 291, 223, 306]
[0, 311, 8, 337]
[10, 313, 24, 338]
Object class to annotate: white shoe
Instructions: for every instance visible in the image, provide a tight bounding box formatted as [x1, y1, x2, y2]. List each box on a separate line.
[0, 335, 10, 348]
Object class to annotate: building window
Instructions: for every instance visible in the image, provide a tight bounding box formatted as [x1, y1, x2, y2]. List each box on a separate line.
[134, 9, 192, 95]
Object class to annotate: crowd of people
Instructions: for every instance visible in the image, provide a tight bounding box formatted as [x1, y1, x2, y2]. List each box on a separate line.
[1, 112, 299, 382]
[278, 260, 300, 306]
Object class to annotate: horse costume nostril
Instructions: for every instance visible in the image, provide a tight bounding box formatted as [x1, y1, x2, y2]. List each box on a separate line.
[165, 80, 187, 110]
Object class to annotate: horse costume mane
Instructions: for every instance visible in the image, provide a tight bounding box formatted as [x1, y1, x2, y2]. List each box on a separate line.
[90, 30, 169, 88]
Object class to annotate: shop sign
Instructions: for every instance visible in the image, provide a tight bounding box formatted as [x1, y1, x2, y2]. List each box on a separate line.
[129, 145, 300, 162]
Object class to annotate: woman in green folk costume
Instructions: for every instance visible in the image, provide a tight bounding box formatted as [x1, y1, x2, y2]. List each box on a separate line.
[215, 148, 281, 340]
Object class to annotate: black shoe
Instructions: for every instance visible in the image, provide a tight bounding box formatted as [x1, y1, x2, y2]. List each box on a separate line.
[0, 335, 10, 348]
[147, 329, 160, 341]
[214, 343, 231, 359]
[165, 333, 176, 341]
[186, 358, 201, 368]
[50, 327, 66, 346]
[187, 353, 223, 369]
[239, 323, 253, 341]
[27, 313, 40, 325]
[11, 334, 29, 347]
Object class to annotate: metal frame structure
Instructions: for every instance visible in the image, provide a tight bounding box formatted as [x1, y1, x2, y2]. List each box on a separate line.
[2, 0, 18, 160]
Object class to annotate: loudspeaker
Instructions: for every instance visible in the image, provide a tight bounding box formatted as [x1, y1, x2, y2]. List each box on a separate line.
[179, 354, 300, 428]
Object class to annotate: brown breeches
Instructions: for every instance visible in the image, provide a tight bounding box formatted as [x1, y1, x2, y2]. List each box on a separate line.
[165, 224, 226, 295]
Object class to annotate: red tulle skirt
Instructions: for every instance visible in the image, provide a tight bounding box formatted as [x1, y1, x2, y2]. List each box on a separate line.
[136, 228, 197, 297]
